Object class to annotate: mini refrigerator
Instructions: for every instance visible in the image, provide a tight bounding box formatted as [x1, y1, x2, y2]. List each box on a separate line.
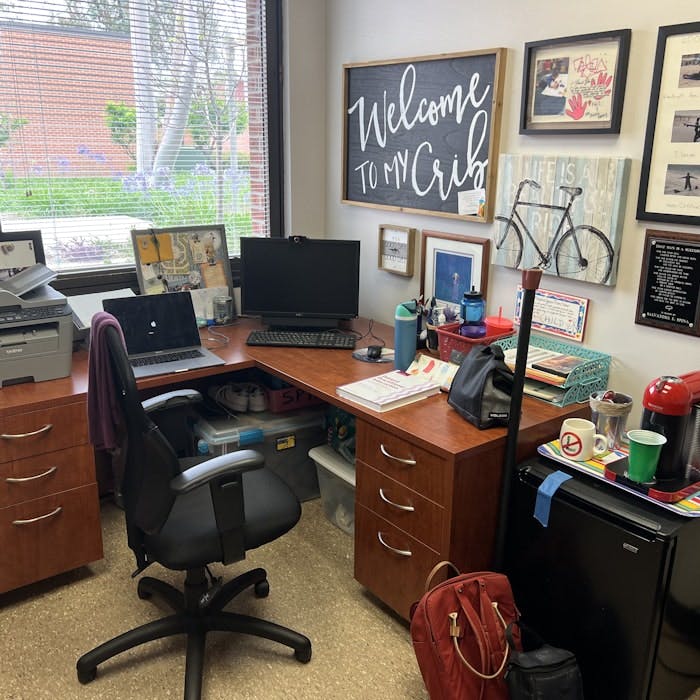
[503, 458, 700, 700]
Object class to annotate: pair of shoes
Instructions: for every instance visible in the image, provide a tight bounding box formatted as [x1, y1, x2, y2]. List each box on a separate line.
[209, 383, 267, 413]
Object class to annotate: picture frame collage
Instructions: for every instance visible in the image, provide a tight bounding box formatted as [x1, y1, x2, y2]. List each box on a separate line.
[358, 21, 700, 339]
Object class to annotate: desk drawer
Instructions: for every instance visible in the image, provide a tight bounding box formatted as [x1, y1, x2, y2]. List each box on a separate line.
[354, 503, 440, 620]
[0, 483, 103, 594]
[0, 445, 95, 509]
[356, 460, 444, 552]
[356, 422, 447, 503]
[1, 403, 88, 463]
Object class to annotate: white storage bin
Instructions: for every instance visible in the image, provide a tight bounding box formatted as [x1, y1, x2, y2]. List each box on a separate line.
[308, 445, 356, 535]
[194, 408, 326, 501]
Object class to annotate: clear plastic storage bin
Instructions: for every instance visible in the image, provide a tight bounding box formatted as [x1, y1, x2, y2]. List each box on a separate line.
[308, 445, 356, 535]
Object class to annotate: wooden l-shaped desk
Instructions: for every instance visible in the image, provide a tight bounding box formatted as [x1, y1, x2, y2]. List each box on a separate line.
[0, 317, 586, 618]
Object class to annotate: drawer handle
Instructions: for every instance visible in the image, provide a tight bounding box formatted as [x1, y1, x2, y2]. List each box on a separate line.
[6, 466, 58, 483]
[379, 488, 415, 512]
[379, 443, 416, 466]
[1, 423, 53, 440]
[377, 531, 412, 557]
[12, 506, 62, 526]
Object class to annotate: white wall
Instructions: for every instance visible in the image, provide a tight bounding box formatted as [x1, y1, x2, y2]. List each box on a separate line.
[285, 0, 700, 425]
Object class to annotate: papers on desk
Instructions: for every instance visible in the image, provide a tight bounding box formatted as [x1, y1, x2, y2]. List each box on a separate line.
[336, 369, 440, 412]
[68, 287, 135, 330]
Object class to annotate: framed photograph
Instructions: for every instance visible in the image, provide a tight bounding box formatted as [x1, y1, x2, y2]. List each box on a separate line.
[637, 22, 700, 225]
[635, 229, 700, 336]
[0, 230, 45, 282]
[131, 224, 234, 318]
[343, 48, 506, 222]
[520, 29, 631, 134]
[378, 224, 416, 276]
[419, 230, 490, 318]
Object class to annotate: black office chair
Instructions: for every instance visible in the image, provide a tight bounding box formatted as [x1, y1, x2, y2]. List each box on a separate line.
[76, 324, 311, 700]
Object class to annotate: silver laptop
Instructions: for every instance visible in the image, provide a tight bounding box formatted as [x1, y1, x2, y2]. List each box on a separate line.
[103, 292, 225, 378]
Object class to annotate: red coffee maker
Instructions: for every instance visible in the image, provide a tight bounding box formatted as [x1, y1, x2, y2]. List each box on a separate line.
[641, 370, 700, 482]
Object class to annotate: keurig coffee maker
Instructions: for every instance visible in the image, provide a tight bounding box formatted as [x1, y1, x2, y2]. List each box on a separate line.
[641, 371, 700, 482]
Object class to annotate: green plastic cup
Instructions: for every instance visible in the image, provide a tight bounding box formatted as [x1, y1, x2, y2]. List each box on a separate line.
[627, 429, 667, 483]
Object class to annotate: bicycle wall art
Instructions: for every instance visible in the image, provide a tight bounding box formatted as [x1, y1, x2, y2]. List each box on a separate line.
[493, 154, 631, 286]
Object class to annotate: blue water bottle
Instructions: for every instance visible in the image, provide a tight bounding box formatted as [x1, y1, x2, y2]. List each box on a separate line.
[394, 300, 418, 371]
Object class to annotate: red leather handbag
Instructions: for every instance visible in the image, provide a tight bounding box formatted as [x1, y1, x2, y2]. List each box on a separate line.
[410, 562, 521, 700]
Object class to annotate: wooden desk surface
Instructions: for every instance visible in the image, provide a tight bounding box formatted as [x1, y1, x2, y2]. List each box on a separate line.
[0, 316, 586, 458]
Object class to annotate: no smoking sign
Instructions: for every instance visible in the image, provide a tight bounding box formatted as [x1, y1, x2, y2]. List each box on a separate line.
[560, 431, 583, 458]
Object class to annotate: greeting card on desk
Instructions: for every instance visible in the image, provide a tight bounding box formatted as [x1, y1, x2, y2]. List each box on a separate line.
[336, 370, 440, 412]
[531, 353, 587, 378]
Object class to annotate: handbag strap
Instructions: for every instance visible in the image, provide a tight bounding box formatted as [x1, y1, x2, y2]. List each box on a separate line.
[423, 560, 460, 592]
[449, 596, 510, 680]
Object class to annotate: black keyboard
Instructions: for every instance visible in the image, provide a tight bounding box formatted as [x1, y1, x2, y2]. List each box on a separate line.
[131, 349, 203, 367]
[246, 329, 356, 349]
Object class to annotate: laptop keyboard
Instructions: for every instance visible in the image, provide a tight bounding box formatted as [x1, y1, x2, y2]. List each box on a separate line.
[246, 329, 356, 349]
[131, 349, 203, 367]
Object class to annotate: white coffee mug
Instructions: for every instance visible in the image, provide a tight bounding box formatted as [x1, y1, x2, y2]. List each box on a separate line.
[559, 418, 608, 461]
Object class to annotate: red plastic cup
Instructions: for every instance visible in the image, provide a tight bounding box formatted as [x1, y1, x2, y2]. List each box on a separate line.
[485, 315, 513, 336]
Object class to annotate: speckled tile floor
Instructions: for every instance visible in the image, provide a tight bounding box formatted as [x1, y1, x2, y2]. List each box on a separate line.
[1, 499, 699, 700]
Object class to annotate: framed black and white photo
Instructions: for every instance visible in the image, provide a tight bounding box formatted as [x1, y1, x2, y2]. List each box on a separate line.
[420, 230, 489, 318]
[0, 229, 45, 280]
[520, 29, 631, 134]
[637, 21, 700, 225]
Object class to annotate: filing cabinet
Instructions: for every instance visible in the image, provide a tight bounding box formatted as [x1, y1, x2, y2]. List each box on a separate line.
[0, 400, 103, 593]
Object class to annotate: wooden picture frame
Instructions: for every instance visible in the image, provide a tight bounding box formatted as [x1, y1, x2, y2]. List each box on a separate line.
[420, 230, 490, 318]
[377, 224, 416, 276]
[637, 22, 700, 225]
[0, 230, 45, 276]
[131, 224, 234, 316]
[635, 229, 700, 336]
[520, 29, 631, 134]
[343, 48, 507, 223]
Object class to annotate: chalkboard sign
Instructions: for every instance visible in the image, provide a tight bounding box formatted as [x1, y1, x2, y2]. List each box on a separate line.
[636, 230, 700, 337]
[342, 49, 506, 223]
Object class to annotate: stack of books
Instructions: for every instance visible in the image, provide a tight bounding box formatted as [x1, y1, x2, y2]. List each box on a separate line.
[336, 369, 441, 412]
[503, 346, 589, 402]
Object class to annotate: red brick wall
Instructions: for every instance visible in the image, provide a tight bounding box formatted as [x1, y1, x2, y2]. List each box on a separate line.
[0, 24, 134, 177]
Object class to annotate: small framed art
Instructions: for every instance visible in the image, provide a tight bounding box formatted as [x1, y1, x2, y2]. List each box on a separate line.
[520, 28, 631, 134]
[420, 230, 490, 318]
[378, 224, 416, 276]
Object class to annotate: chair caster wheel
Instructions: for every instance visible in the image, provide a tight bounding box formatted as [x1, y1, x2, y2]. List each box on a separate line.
[77, 666, 97, 684]
[254, 579, 270, 598]
[295, 644, 312, 663]
[137, 582, 152, 600]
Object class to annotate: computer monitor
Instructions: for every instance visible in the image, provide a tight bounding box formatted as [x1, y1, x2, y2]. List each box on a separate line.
[240, 236, 360, 329]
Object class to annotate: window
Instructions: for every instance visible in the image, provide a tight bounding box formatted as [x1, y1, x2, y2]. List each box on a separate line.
[0, 0, 282, 289]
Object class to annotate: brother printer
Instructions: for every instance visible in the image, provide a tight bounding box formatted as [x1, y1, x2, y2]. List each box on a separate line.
[0, 264, 73, 387]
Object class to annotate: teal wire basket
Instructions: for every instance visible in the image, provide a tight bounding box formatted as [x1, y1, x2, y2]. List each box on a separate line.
[494, 334, 611, 406]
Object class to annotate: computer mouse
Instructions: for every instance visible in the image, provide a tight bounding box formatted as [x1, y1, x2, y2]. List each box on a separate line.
[366, 345, 383, 360]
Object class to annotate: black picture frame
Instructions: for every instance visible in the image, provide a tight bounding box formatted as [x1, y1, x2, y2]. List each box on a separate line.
[343, 48, 506, 223]
[0, 229, 45, 273]
[637, 22, 700, 226]
[635, 229, 700, 336]
[520, 28, 631, 135]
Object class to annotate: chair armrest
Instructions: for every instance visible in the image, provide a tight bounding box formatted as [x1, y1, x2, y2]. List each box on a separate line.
[142, 389, 203, 414]
[170, 449, 264, 494]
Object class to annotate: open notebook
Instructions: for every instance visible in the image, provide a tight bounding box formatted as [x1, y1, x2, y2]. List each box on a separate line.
[103, 292, 225, 378]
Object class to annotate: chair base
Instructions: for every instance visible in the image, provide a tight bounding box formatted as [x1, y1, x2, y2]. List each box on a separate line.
[76, 566, 311, 700]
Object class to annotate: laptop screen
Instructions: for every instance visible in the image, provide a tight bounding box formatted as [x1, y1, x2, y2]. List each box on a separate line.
[104, 292, 201, 355]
